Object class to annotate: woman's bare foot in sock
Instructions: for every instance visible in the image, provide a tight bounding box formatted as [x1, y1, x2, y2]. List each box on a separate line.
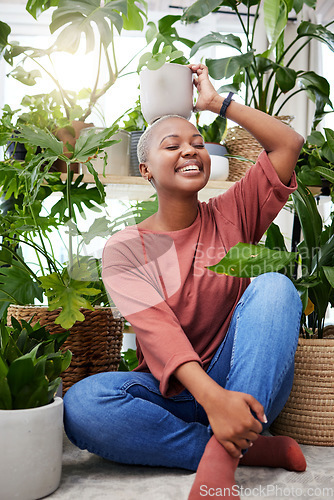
[239, 435, 306, 471]
[188, 436, 240, 500]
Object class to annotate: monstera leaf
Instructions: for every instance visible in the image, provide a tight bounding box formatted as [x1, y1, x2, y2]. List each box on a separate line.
[0, 20, 10, 57]
[49, 174, 105, 221]
[0, 259, 43, 305]
[18, 125, 64, 155]
[50, 0, 147, 53]
[26, 0, 60, 19]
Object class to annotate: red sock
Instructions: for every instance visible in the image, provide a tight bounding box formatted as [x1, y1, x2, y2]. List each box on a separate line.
[239, 435, 306, 471]
[188, 436, 240, 500]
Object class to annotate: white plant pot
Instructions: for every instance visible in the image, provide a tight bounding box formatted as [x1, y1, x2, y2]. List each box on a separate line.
[0, 397, 63, 500]
[205, 143, 229, 181]
[81, 128, 130, 176]
[140, 63, 193, 124]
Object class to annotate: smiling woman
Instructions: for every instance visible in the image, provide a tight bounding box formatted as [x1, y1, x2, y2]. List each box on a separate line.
[63, 63, 307, 500]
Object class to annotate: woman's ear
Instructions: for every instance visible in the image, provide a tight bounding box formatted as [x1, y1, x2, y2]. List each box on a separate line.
[139, 163, 152, 181]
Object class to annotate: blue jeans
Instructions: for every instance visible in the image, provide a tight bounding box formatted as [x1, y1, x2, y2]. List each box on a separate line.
[64, 273, 302, 471]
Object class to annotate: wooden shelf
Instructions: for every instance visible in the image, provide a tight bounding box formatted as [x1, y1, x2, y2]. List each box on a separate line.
[60, 173, 234, 189]
[60, 174, 234, 201]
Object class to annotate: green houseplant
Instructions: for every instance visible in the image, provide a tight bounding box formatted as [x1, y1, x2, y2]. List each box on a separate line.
[183, 0, 333, 123]
[180, 0, 334, 181]
[208, 179, 334, 338]
[0, 0, 156, 175]
[0, 316, 71, 499]
[0, 316, 71, 410]
[206, 174, 334, 445]
[0, 108, 126, 390]
[295, 128, 334, 195]
[0, 107, 119, 328]
[1, 0, 149, 124]
[195, 113, 231, 180]
[119, 98, 148, 176]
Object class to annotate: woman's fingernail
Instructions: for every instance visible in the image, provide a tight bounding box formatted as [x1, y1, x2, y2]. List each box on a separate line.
[249, 442, 253, 447]
[239, 454, 243, 459]
[263, 414, 268, 424]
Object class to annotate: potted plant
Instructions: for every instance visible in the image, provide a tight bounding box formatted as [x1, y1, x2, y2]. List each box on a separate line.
[1, 0, 149, 123]
[120, 99, 148, 177]
[0, 316, 72, 499]
[295, 128, 334, 194]
[0, 111, 124, 391]
[180, 0, 333, 180]
[196, 113, 230, 180]
[0, 0, 154, 172]
[206, 171, 334, 444]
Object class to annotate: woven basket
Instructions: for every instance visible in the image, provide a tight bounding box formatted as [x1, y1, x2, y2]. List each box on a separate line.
[224, 116, 294, 182]
[7, 305, 124, 393]
[270, 328, 334, 446]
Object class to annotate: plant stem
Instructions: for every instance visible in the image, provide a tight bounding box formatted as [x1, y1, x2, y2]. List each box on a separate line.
[234, 4, 259, 107]
[66, 162, 73, 270]
[0, 242, 40, 282]
[44, 231, 63, 270]
[268, 81, 280, 115]
[48, 54, 72, 119]
[24, 176, 52, 274]
[118, 41, 150, 75]
[80, 42, 116, 122]
[284, 38, 309, 68]
[274, 88, 304, 115]
[22, 49, 71, 119]
[26, 234, 45, 276]
[250, 2, 261, 48]
[282, 19, 334, 67]
[1, 235, 63, 280]
[111, 25, 118, 78]
[88, 40, 103, 117]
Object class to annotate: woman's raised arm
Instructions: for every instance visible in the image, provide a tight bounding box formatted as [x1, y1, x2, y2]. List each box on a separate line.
[189, 64, 305, 185]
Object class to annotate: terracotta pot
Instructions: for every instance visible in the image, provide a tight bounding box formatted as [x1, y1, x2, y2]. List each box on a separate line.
[53, 120, 93, 173]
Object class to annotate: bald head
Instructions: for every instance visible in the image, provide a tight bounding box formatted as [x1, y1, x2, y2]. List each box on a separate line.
[137, 115, 193, 164]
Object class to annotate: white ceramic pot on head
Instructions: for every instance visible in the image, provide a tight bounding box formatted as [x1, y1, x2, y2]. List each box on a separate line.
[140, 63, 193, 124]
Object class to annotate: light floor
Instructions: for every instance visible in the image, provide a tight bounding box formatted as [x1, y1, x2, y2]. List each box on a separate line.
[49, 431, 334, 500]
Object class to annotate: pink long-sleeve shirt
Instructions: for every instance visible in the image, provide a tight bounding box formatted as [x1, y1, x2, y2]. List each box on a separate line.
[102, 151, 297, 397]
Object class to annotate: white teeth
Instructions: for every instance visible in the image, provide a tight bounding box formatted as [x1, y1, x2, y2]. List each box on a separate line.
[178, 165, 200, 172]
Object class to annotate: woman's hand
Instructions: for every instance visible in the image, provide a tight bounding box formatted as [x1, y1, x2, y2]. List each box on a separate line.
[174, 361, 266, 458]
[203, 384, 265, 458]
[188, 63, 222, 113]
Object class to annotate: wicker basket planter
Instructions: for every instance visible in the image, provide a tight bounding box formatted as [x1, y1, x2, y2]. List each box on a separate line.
[270, 331, 334, 446]
[7, 305, 124, 393]
[224, 116, 294, 182]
